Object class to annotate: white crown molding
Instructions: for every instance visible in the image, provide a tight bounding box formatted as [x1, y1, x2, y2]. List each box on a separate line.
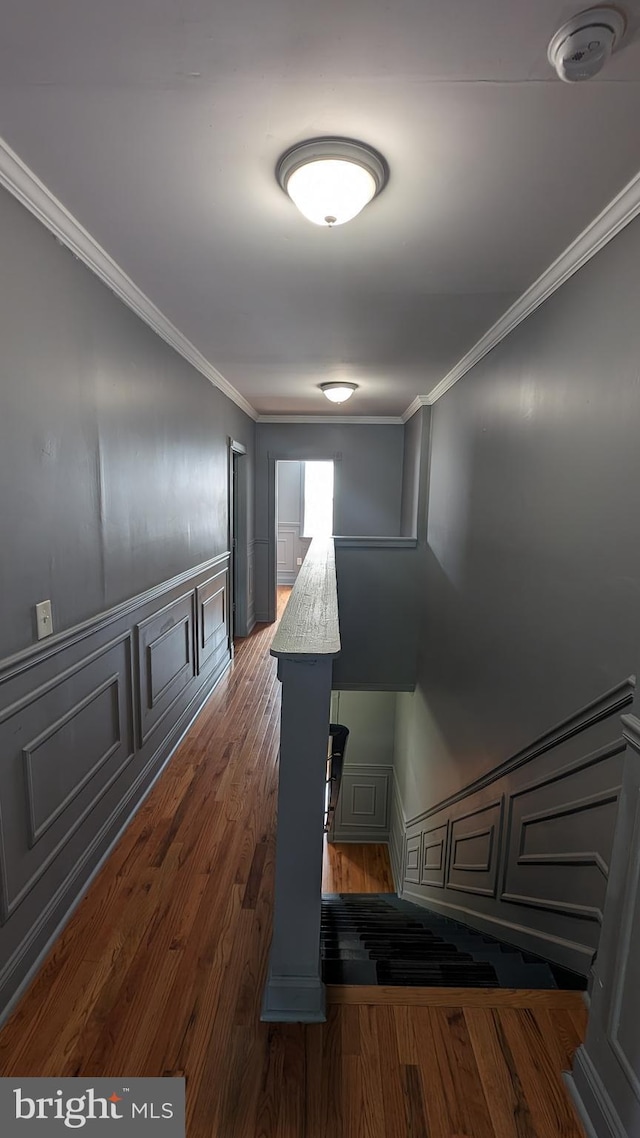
[4, 132, 639, 425]
[0, 136, 258, 421]
[426, 166, 640, 406]
[256, 414, 404, 425]
[401, 396, 432, 422]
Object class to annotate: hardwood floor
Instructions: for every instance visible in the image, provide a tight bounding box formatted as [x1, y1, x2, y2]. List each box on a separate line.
[0, 584, 586, 1137]
[322, 841, 395, 893]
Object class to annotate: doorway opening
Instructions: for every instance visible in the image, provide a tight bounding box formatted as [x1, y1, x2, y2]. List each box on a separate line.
[275, 459, 334, 589]
[228, 438, 248, 646]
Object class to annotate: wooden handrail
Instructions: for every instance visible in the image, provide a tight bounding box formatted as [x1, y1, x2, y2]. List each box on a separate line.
[270, 537, 340, 659]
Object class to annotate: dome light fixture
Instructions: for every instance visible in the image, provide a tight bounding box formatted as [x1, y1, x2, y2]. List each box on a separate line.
[277, 138, 388, 227]
[320, 382, 358, 404]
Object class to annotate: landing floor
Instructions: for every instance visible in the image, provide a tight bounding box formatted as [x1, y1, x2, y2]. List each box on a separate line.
[0, 587, 586, 1136]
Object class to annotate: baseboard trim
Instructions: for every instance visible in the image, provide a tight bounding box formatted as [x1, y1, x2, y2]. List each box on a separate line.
[261, 974, 326, 1023]
[401, 886, 593, 974]
[0, 654, 230, 1026]
[566, 1046, 627, 1138]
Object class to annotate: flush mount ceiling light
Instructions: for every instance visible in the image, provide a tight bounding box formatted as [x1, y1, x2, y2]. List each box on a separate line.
[320, 382, 358, 404]
[548, 6, 625, 82]
[277, 138, 388, 227]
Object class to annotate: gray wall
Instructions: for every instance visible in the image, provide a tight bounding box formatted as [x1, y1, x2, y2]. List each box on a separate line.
[254, 422, 404, 619]
[395, 214, 640, 818]
[0, 184, 255, 662]
[329, 691, 396, 842]
[333, 541, 418, 691]
[0, 183, 254, 1020]
[400, 407, 431, 538]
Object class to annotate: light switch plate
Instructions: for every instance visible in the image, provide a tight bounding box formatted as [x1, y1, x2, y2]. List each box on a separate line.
[36, 599, 53, 640]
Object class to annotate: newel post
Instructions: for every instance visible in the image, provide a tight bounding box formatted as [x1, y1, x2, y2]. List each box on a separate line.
[261, 539, 340, 1023]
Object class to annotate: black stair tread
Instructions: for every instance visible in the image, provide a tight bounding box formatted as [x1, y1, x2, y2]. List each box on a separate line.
[320, 893, 576, 991]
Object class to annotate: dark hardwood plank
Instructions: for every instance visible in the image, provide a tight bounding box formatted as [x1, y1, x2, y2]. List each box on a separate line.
[465, 1007, 537, 1138]
[498, 1008, 585, 1138]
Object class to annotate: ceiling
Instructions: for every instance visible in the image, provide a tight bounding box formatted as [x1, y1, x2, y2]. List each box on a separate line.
[1, 1, 640, 418]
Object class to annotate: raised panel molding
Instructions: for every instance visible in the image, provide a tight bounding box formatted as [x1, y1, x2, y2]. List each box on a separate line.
[351, 783, 376, 817]
[420, 822, 448, 888]
[607, 789, 640, 1103]
[137, 592, 196, 745]
[24, 674, 122, 846]
[405, 833, 422, 885]
[332, 766, 390, 841]
[397, 682, 630, 976]
[389, 771, 406, 891]
[501, 743, 623, 923]
[196, 567, 229, 673]
[447, 800, 503, 898]
[0, 632, 135, 922]
[0, 555, 232, 1019]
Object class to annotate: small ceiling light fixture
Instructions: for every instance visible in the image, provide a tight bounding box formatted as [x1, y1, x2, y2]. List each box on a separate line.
[548, 6, 625, 82]
[320, 382, 358, 404]
[277, 138, 388, 227]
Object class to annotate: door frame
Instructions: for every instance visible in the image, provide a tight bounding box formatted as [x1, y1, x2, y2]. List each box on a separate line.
[268, 452, 340, 623]
[228, 438, 248, 643]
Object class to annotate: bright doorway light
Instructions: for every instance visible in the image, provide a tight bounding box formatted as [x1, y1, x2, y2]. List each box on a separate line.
[303, 462, 334, 538]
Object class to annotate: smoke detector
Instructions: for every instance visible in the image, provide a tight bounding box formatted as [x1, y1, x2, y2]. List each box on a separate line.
[548, 6, 626, 82]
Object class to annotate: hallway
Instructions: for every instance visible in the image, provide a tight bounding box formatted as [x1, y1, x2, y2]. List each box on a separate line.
[0, 594, 587, 1136]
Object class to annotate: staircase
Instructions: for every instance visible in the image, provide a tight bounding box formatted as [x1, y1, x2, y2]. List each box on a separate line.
[321, 894, 587, 989]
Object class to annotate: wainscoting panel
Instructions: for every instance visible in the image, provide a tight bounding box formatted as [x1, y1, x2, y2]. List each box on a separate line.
[0, 633, 135, 921]
[405, 833, 422, 885]
[276, 524, 311, 586]
[331, 764, 391, 843]
[501, 745, 623, 924]
[389, 772, 406, 891]
[137, 593, 196, 745]
[447, 800, 503, 898]
[197, 567, 229, 673]
[567, 714, 640, 1138]
[0, 552, 231, 1022]
[400, 679, 632, 974]
[420, 822, 448, 889]
[247, 541, 256, 632]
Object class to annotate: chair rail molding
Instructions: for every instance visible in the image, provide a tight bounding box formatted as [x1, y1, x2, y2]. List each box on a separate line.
[0, 554, 233, 1022]
[397, 678, 634, 974]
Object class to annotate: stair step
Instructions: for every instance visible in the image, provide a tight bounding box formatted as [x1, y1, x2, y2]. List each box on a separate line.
[320, 893, 579, 991]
